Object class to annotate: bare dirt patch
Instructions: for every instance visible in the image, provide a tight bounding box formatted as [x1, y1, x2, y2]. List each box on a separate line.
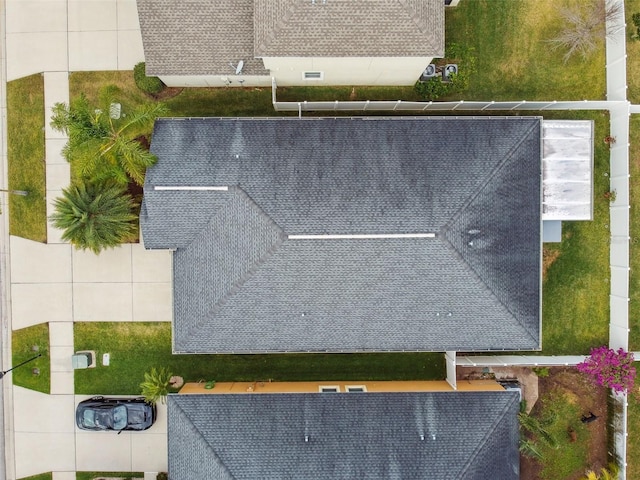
[527, 368, 608, 480]
[458, 365, 608, 479]
[543, 247, 561, 279]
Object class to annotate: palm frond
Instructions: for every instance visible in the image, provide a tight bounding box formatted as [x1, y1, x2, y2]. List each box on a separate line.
[49, 182, 138, 254]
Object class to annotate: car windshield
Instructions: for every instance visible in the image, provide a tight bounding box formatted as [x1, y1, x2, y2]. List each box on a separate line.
[112, 405, 128, 430]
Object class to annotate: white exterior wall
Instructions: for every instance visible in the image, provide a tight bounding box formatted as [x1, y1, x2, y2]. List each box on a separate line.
[263, 56, 434, 86]
[159, 74, 272, 88]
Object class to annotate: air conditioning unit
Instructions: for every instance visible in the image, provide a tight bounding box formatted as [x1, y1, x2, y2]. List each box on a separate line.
[442, 64, 458, 82]
[419, 64, 437, 82]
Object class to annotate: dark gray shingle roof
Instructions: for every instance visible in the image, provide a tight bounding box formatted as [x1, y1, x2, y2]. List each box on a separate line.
[141, 117, 542, 353]
[254, 0, 444, 57]
[168, 391, 520, 480]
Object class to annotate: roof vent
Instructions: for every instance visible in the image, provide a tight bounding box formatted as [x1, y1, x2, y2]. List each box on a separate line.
[420, 434, 425, 441]
[305, 435, 309, 442]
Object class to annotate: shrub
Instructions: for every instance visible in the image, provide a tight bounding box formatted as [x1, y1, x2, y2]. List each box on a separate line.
[533, 366, 550, 378]
[413, 43, 476, 100]
[134, 62, 165, 95]
[140, 367, 173, 404]
[576, 346, 635, 395]
[633, 13, 640, 39]
[414, 77, 450, 101]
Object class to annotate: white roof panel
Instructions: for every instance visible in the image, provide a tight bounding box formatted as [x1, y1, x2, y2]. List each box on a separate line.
[542, 120, 593, 221]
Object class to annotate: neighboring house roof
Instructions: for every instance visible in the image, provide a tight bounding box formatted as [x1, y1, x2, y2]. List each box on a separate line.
[141, 117, 542, 353]
[136, 0, 444, 76]
[136, 0, 268, 76]
[253, 0, 444, 57]
[168, 391, 521, 480]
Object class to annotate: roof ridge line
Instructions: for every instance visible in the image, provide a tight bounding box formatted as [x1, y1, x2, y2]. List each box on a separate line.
[439, 234, 539, 347]
[442, 121, 539, 237]
[440, 120, 540, 337]
[456, 393, 519, 479]
[257, 0, 299, 55]
[437, 235, 521, 321]
[181, 188, 286, 342]
[397, 0, 427, 33]
[172, 399, 239, 480]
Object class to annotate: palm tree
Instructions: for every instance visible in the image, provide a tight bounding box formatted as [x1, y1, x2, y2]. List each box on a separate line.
[49, 182, 138, 254]
[140, 367, 173, 404]
[50, 85, 168, 185]
[518, 402, 559, 459]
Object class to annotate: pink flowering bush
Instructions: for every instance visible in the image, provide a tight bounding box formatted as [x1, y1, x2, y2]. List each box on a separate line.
[576, 346, 636, 395]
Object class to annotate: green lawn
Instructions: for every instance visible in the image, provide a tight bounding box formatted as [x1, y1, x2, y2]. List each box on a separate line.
[7, 74, 47, 242]
[11, 323, 50, 394]
[74, 322, 445, 395]
[627, 117, 640, 476]
[626, 0, 640, 103]
[534, 390, 590, 480]
[627, 392, 640, 479]
[540, 111, 611, 354]
[629, 116, 640, 348]
[445, 0, 606, 101]
[76, 473, 143, 480]
[19, 474, 52, 480]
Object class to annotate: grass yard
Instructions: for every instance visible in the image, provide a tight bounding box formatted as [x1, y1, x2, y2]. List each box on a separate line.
[626, 0, 640, 104]
[629, 115, 640, 349]
[445, 0, 606, 101]
[74, 322, 445, 395]
[19, 474, 52, 480]
[627, 116, 640, 476]
[540, 111, 610, 354]
[76, 473, 143, 480]
[627, 392, 640, 478]
[69, 71, 276, 117]
[7, 74, 47, 242]
[11, 323, 50, 394]
[535, 390, 591, 480]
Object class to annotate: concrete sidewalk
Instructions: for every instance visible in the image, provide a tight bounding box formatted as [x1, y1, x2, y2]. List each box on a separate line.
[2, 0, 169, 478]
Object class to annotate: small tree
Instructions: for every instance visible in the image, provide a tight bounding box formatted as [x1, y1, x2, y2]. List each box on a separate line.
[576, 346, 636, 395]
[140, 367, 173, 404]
[518, 402, 559, 459]
[50, 182, 138, 254]
[50, 85, 168, 185]
[548, 0, 623, 63]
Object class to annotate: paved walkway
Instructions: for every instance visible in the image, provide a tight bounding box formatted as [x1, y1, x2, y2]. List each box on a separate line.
[1, 1, 171, 478]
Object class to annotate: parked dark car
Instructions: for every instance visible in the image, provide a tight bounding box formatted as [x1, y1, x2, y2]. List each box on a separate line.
[76, 396, 157, 431]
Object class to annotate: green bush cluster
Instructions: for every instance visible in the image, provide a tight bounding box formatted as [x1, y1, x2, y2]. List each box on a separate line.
[413, 43, 476, 100]
[632, 13, 640, 40]
[134, 62, 165, 95]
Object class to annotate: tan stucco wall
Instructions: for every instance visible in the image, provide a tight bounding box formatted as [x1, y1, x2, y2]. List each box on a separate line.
[179, 379, 504, 395]
[158, 74, 272, 88]
[263, 56, 433, 86]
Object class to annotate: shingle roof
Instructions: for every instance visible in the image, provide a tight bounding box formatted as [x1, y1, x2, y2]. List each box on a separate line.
[254, 0, 444, 57]
[136, 0, 444, 76]
[136, 0, 268, 76]
[141, 117, 542, 353]
[168, 391, 520, 480]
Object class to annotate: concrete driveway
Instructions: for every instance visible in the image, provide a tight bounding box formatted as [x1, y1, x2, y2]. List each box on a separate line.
[12, 387, 168, 478]
[5, 0, 144, 81]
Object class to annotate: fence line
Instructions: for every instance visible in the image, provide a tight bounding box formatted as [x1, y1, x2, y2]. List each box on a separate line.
[273, 97, 621, 113]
